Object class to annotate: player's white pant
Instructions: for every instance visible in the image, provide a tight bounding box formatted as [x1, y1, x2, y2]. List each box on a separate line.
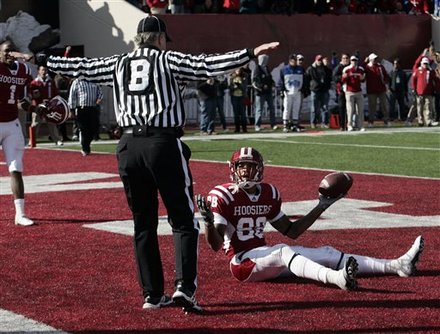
[283, 92, 302, 123]
[0, 119, 25, 172]
[229, 244, 399, 283]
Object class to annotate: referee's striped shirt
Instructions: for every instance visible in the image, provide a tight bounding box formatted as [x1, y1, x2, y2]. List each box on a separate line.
[47, 47, 253, 128]
[68, 79, 104, 109]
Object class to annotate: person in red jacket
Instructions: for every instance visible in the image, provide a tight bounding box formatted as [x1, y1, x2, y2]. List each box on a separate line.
[146, 0, 169, 14]
[30, 64, 63, 145]
[411, 57, 440, 126]
[364, 53, 391, 127]
[342, 55, 366, 131]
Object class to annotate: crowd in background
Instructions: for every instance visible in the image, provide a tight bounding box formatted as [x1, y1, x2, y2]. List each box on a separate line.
[127, 0, 439, 16]
[191, 44, 440, 134]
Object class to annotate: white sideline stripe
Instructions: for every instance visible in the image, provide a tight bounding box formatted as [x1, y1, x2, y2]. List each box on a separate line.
[84, 198, 440, 236]
[193, 159, 440, 180]
[0, 309, 67, 333]
[255, 138, 440, 151]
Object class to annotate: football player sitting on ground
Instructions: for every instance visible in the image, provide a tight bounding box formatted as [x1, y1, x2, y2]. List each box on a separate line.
[196, 147, 424, 289]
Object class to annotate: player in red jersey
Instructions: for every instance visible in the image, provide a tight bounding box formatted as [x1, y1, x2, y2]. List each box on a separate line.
[0, 40, 34, 226]
[197, 147, 424, 290]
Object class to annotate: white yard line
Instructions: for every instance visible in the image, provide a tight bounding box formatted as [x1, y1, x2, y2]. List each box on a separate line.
[0, 309, 67, 333]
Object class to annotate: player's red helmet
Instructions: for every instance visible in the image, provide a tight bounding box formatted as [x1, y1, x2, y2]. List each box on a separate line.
[39, 95, 69, 124]
[229, 147, 264, 188]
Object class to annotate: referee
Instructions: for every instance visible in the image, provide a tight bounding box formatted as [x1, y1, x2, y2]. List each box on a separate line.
[68, 78, 103, 156]
[47, 15, 279, 313]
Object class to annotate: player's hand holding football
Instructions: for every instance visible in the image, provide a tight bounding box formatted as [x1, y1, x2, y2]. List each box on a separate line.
[196, 194, 214, 225]
[318, 193, 345, 211]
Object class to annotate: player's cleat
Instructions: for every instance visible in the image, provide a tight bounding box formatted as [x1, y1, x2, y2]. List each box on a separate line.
[142, 295, 173, 309]
[172, 283, 202, 313]
[396, 236, 424, 277]
[338, 256, 358, 290]
[14, 215, 34, 226]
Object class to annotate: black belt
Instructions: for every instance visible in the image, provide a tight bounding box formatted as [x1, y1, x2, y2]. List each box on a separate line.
[123, 125, 183, 138]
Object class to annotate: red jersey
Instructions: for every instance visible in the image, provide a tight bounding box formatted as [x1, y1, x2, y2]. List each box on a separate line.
[0, 61, 32, 122]
[30, 75, 58, 105]
[411, 66, 440, 96]
[342, 65, 365, 93]
[365, 63, 389, 94]
[207, 182, 283, 259]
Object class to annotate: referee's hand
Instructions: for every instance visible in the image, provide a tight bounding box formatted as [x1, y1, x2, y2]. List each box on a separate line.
[254, 42, 280, 56]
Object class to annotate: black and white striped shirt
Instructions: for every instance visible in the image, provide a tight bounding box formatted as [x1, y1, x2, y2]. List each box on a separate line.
[68, 78, 104, 109]
[47, 47, 253, 128]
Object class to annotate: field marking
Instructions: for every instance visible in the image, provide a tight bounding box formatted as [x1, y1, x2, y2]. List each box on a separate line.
[253, 138, 440, 151]
[0, 309, 66, 333]
[192, 159, 440, 180]
[84, 198, 440, 236]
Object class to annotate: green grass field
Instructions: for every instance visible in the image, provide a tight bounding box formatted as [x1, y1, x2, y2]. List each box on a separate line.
[62, 128, 440, 178]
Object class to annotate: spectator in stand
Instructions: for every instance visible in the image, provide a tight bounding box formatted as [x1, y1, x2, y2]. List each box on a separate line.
[342, 55, 366, 131]
[252, 54, 277, 131]
[389, 58, 408, 121]
[407, 0, 430, 14]
[411, 57, 440, 126]
[229, 67, 249, 133]
[306, 54, 333, 128]
[146, 0, 169, 14]
[30, 65, 63, 146]
[333, 53, 350, 131]
[193, 0, 220, 13]
[278, 54, 306, 132]
[169, 0, 185, 13]
[68, 78, 103, 155]
[364, 53, 391, 127]
[223, 0, 240, 13]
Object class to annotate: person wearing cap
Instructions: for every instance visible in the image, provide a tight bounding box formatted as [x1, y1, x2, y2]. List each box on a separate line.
[411, 56, 440, 126]
[341, 55, 366, 131]
[278, 53, 307, 132]
[306, 54, 333, 129]
[364, 53, 391, 128]
[46, 14, 279, 313]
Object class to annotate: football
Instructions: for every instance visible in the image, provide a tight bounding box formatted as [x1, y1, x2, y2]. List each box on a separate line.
[318, 172, 353, 198]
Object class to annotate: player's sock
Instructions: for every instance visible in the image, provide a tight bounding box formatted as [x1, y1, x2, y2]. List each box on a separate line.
[287, 253, 357, 290]
[14, 199, 25, 217]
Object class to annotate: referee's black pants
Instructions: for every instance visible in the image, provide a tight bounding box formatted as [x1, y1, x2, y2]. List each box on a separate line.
[75, 107, 100, 154]
[117, 129, 199, 300]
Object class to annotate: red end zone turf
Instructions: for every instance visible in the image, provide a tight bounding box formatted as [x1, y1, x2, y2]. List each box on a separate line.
[0, 149, 439, 333]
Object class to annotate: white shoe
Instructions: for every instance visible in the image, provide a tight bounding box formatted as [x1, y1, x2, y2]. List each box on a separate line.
[142, 295, 173, 309]
[15, 215, 34, 226]
[429, 121, 439, 126]
[337, 256, 359, 290]
[360, 127, 366, 132]
[272, 125, 278, 130]
[56, 140, 64, 146]
[395, 236, 425, 277]
[347, 126, 353, 131]
[223, 128, 230, 133]
[255, 126, 261, 132]
[283, 128, 289, 133]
